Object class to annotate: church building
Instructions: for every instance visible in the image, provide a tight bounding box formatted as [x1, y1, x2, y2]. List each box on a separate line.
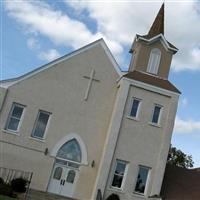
[0, 4, 181, 200]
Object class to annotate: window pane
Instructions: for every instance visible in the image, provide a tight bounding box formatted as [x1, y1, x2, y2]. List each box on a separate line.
[68, 162, 79, 169]
[32, 112, 50, 139]
[111, 160, 127, 188]
[134, 166, 149, 194]
[53, 167, 62, 180]
[55, 159, 68, 166]
[147, 48, 161, 74]
[6, 104, 24, 131]
[152, 106, 161, 124]
[115, 162, 126, 175]
[112, 174, 123, 188]
[66, 170, 76, 183]
[12, 106, 23, 119]
[57, 139, 81, 163]
[130, 99, 140, 117]
[7, 118, 20, 131]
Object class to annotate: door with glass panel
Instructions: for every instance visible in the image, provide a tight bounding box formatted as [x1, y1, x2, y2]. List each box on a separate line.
[48, 139, 81, 197]
[48, 160, 79, 197]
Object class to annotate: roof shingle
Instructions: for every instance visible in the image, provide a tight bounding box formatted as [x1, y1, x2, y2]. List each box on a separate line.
[123, 70, 181, 94]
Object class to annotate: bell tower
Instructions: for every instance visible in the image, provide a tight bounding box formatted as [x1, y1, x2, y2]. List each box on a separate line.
[129, 4, 178, 79]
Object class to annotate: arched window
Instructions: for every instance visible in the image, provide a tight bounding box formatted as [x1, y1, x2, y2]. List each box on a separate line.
[147, 48, 161, 74]
[53, 167, 62, 180]
[66, 170, 76, 183]
[57, 139, 81, 163]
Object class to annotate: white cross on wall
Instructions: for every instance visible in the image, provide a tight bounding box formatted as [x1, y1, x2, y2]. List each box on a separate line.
[83, 69, 100, 101]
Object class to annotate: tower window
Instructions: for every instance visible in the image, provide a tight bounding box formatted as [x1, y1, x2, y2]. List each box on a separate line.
[129, 98, 141, 119]
[111, 160, 128, 189]
[147, 48, 161, 74]
[134, 165, 150, 194]
[151, 105, 162, 124]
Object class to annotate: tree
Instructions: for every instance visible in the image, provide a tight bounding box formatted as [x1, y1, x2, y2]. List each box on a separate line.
[167, 145, 194, 168]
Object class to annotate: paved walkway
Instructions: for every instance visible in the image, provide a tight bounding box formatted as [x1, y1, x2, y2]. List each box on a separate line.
[25, 190, 76, 200]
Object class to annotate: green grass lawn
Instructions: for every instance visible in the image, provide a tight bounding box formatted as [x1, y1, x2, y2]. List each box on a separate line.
[0, 195, 16, 200]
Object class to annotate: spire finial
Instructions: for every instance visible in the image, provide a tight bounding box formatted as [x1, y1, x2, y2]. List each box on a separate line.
[147, 3, 164, 38]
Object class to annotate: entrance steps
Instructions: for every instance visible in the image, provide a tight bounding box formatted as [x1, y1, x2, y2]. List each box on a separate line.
[26, 189, 77, 200]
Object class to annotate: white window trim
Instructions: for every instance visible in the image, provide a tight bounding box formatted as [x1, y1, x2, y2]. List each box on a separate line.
[147, 48, 161, 75]
[5, 103, 26, 134]
[150, 104, 163, 126]
[110, 159, 129, 191]
[31, 110, 51, 140]
[128, 97, 142, 120]
[133, 165, 151, 196]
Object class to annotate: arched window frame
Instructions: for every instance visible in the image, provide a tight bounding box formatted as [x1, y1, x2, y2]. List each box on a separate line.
[53, 167, 62, 180]
[50, 133, 88, 165]
[57, 139, 82, 163]
[147, 48, 161, 75]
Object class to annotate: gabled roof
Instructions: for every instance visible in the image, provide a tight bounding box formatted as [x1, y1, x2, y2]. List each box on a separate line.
[0, 39, 121, 88]
[123, 70, 181, 94]
[136, 33, 178, 53]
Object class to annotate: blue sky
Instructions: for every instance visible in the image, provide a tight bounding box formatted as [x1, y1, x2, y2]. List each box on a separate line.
[1, 0, 200, 167]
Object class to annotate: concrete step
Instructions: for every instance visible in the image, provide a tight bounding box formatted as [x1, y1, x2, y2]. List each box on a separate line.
[26, 189, 76, 200]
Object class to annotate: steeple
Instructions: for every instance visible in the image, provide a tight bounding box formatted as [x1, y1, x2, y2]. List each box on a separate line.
[128, 3, 178, 78]
[147, 3, 164, 38]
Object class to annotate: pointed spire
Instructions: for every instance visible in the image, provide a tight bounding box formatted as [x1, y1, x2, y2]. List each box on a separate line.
[147, 3, 164, 38]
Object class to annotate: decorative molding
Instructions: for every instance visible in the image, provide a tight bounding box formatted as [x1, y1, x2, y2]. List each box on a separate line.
[0, 140, 44, 153]
[136, 34, 178, 53]
[50, 133, 88, 165]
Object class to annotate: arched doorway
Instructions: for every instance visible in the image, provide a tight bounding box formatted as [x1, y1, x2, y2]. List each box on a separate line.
[48, 138, 82, 197]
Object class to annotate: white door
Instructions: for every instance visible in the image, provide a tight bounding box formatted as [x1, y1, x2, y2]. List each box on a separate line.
[48, 163, 78, 197]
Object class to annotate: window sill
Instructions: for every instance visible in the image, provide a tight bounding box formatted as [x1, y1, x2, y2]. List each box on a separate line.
[108, 187, 125, 194]
[29, 136, 46, 143]
[126, 116, 139, 122]
[2, 129, 20, 136]
[148, 122, 161, 128]
[132, 192, 145, 199]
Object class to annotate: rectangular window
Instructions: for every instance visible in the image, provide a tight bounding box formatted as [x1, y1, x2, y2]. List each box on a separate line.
[31, 110, 50, 139]
[134, 166, 150, 194]
[6, 103, 25, 132]
[111, 160, 128, 189]
[151, 105, 162, 124]
[130, 98, 141, 118]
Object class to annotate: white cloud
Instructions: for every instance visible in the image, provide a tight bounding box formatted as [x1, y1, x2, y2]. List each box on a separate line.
[27, 37, 40, 50]
[4, 0, 200, 71]
[66, 0, 200, 71]
[174, 117, 200, 134]
[191, 47, 200, 64]
[4, 0, 123, 58]
[180, 97, 188, 108]
[38, 49, 61, 62]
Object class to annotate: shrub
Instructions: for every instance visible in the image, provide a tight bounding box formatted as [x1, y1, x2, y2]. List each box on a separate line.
[106, 193, 120, 200]
[0, 177, 4, 184]
[0, 183, 13, 196]
[11, 178, 27, 193]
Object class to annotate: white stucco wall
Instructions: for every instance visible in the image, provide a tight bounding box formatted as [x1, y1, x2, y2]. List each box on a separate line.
[0, 42, 119, 200]
[103, 78, 179, 200]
